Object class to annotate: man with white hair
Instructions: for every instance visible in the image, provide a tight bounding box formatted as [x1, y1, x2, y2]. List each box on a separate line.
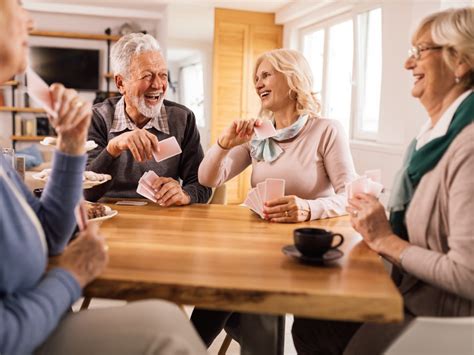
[85, 33, 211, 205]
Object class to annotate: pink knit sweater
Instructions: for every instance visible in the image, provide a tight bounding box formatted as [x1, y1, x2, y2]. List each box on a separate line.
[199, 117, 357, 220]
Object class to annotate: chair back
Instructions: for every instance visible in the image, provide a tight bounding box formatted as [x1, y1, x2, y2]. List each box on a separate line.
[208, 184, 227, 205]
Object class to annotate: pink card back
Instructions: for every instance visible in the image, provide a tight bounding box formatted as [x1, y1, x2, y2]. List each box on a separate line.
[256, 182, 266, 206]
[74, 200, 88, 231]
[152, 137, 182, 163]
[26, 67, 57, 119]
[137, 183, 157, 202]
[248, 188, 263, 217]
[254, 120, 277, 140]
[264, 178, 285, 202]
[141, 170, 159, 185]
[350, 177, 369, 197]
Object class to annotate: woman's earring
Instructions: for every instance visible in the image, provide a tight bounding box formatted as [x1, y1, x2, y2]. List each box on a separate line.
[455, 76, 460, 84]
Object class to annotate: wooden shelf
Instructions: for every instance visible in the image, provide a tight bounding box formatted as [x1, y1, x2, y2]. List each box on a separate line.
[29, 30, 121, 41]
[1, 80, 19, 87]
[0, 106, 46, 113]
[11, 135, 48, 141]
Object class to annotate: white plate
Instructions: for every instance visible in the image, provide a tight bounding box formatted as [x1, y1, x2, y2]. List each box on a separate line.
[32, 170, 111, 189]
[40, 137, 98, 152]
[89, 205, 118, 222]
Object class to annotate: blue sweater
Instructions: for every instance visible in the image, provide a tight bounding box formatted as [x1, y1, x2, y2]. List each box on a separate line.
[0, 151, 86, 354]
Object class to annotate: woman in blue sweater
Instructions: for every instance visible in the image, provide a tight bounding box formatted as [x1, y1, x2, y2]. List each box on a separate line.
[0, 1, 205, 354]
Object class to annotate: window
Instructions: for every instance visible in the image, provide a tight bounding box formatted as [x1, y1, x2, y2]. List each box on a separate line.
[303, 29, 324, 95]
[356, 8, 382, 135]
[179, 62, 205, 127]
[301, 8, 382, 139]
[325, 19, 353, 134]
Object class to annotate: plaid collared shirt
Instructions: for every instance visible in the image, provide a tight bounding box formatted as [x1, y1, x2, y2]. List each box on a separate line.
[110, 96, 170, 134]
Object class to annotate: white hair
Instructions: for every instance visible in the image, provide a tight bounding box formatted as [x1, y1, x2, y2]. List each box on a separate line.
[111, 33, 161, 78]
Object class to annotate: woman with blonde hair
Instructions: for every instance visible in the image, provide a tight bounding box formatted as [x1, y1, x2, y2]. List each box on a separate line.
[199, 48, 356, 223]
[192, 48, 356, 350]
[292, 7, 473, 354]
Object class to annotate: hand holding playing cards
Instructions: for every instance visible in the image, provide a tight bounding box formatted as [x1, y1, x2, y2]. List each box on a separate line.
[346, 194, 394, 251]
[57, 222, 109, 288]
[107, 129, 159, 162]
[263, 195, 311, 223]
[49, 83, 92, 155]
[152, 177, 191, 206]
[218, 118, 262, 149]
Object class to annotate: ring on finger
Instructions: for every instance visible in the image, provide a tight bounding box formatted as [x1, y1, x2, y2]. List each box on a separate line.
[352, 210, 358, 217]
[74, 100, 84, 108]
[285, 210, 289, 217]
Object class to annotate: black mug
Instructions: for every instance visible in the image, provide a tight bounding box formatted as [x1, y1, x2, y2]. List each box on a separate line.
[33, 188, 43, 198]
[293, 228, 344, 257]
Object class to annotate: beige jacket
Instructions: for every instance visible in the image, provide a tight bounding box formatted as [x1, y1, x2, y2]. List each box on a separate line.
[401, 123, 474, 317]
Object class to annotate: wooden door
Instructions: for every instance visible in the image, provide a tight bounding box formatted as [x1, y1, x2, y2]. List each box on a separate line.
[211, 9, 282, 204]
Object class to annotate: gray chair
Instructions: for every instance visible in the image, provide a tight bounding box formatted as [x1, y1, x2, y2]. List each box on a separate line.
[385, 317, 474, 355]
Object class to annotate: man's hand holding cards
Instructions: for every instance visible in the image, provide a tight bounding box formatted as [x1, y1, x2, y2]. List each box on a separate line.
[137, 170, 191, 206]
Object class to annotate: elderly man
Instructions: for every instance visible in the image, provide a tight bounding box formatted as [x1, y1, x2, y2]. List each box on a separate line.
[85, 33, 211, 205]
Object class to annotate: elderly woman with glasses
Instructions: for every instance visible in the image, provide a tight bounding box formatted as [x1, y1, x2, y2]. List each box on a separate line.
[292, 7, 473, 355]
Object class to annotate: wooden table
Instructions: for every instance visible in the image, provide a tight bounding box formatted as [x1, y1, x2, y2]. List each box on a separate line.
[85, 202, 403, 324]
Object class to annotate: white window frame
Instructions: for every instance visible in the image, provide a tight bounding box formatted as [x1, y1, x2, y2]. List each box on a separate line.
[298, 4, 382, 141]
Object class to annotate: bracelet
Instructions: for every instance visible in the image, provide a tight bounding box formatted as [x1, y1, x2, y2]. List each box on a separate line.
[216, 138, 229, 150]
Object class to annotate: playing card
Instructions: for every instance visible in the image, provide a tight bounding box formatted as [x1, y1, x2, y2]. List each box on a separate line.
[264, 178, 285, 202]
[364, 169, 382, 183]
[350, 177, 369, 198]
[74, 200, 88, 231]
[26, 67, 57, 120]
[254, 120, 277, 140]
[244, 194, 259, 214]
[256, 182, 266, 206]
[115, 200, 148, 206]
[367, 180, 384, 198]
[139, 170, 159, 190]
[137, 183, 157, 202]
[152, 137, 182, 163]
[248, 188, 264, 218]
[252, 187, 264, 212]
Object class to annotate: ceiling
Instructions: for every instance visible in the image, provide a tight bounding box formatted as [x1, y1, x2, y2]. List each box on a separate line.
[24, 0, 295, 62]
[25, 0, 293, 12]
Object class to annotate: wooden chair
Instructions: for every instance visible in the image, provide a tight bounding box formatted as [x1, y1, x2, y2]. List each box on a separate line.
[208, 184, 227, 205]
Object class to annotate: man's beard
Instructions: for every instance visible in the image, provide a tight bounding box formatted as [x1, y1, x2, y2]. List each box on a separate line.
[131, 94, 164, 118]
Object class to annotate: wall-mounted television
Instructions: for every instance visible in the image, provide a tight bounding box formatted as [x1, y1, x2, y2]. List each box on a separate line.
[29, 46, 100, 91]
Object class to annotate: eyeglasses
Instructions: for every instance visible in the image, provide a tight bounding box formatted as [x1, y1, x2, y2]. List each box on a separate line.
[408, 45, 443, 60]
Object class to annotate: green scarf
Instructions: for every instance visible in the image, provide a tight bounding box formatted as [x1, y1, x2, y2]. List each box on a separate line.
[389, 92, 474, 240]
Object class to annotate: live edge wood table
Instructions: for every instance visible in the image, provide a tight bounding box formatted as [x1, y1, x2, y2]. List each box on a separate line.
[85, 202, 403, 352]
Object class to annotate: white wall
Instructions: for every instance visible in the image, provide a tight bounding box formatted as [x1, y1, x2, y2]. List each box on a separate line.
[166, 3, 214, 150]
[168, 39, 213, 150]
[277, 0, 471, 194]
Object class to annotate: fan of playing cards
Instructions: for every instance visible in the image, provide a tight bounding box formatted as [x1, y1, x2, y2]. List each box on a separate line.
[136, 170, 160, 202]
[345, 169, 384, 200]
[243, 178, 285, 219]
